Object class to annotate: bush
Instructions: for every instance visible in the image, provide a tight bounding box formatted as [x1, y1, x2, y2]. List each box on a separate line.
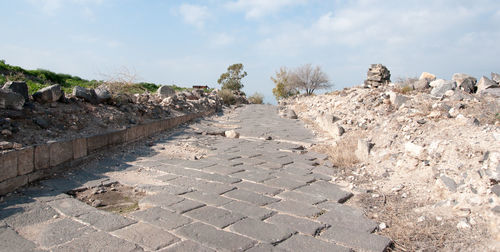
[248, 93, 264, 104]
[219, 89, 236, 105]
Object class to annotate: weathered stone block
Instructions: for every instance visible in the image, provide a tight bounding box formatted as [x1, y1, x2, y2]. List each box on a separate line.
[34, 144, 50, 170]
[49, 140, 73, 167]
[17, 147, 34, 175]
[72, 138, 87, 160]
[0, 151, 18, 182]
[0, 175, 28, 195]
[108, 129, 126, 146]
[87, 134, 108, 153]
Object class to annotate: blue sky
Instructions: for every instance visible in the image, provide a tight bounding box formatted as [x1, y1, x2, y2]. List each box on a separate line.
[1, 0, 500, 103]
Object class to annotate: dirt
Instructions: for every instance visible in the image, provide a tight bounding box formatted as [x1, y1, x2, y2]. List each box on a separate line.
[284, 83, 500, 251]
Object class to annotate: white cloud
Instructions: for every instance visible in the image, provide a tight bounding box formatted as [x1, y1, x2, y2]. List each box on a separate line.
[28, 0, 103, 18]
[210, 33, 236, 46]
[226, 0, 307, 19]
[178, 4, 211, 28]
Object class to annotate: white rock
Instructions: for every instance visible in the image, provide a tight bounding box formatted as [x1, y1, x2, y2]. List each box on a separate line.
[224, 130, 240, 138]
[389, 92, 410, 108]
[456, 220, 471, 229]
[378, 222, 387, 230]
[405, 142, 424, 158]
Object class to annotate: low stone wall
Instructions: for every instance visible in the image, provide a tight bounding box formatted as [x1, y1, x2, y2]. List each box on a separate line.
[0, 109, 214, 195]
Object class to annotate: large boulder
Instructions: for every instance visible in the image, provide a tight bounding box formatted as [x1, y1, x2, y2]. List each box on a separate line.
[364, 64, 391, 88]
[476, 76, 499, 94]
[430, 79, 456, 97]
[452, 73, 477, 93]
[419, 72, 436, 82]
[157, 86, 175, 98]
[413, 79, 430, 90]
[3, 81, 29, 101]
[95, 86, 111, 103]
[73, 86, 98, 104]
[389, 92, 410, 108]
[492, 72, 500, 84]
[0, 89, 25, 110]
[32, 84, 62, 103]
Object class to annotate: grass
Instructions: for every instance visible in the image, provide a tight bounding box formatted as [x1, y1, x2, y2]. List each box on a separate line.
[312, 135, 360, 168]
[219, 89, 236, 105]
[248, 92, 264, 104]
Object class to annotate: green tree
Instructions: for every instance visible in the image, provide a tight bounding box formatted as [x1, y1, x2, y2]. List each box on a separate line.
[271, 67, 298, 101]
[217, 63, 247, 91]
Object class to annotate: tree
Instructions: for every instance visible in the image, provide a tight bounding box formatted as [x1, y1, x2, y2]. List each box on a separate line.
[271, 67, 298, 101]
[289, 64, 331, 95]
[217, 63, 247, 91]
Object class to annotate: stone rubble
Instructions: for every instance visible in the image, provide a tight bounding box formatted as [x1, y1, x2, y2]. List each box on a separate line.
[363, 64, 391, 88]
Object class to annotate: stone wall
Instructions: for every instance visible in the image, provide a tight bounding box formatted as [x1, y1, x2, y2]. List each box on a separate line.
[0, 110, 214, 195]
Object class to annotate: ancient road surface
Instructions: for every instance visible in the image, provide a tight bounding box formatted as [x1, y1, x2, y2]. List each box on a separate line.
[0, 105, 390, 252]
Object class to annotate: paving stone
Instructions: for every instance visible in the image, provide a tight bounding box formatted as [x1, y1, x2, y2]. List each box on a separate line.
[156, 174, 179, 182]
[321, 225, 391, 252]
[317, 203, 378, 233]
[0, 226, 39, 251]
[222, 201, 275, 220]
[245, 243, 287, 252]
[184, 205, 245, 228]
[139, 192, 184, 208]
[160, 240, 215, 252]
[4, 202, 59, 228]
[281, 166, 314, 176]
[238, 158, 266, 166]
[52, 231, 143, 252]
[235, 181, 282, 196]
[130, 207, 192, 230]
[272, 171, 316, 183]
[76, 211, 136, 232]
[39, 177, 81, 193]
[165, 198, 206, 213]
[296, 181, 353, 203]
[203, 165, 245, 175]
[265, 200, 322, 218]
[276, 190, 326, 205]
[230, 170, 276, 183]
[197, 172, 242, 184]
[229, 218, 295, 244]
[258, 162, 284, 170]
[167, 177, 235, 195]
[266, 214, 327, 236]
[112, 222, 179, 250]
[182, 191, 234, 206]
[175, 222, 256, 251]
[312, 165, 337, 176]
[263, 177, 308, 190]
[20, 186, 70, 202]
[18, 218, 96, 248]
[277, 234, 350, 252]
[223, 189, 280, 206]
[136, 184, 193, 195]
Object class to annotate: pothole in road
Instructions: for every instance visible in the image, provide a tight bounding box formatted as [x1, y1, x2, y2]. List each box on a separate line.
[67, 182, 145, 215]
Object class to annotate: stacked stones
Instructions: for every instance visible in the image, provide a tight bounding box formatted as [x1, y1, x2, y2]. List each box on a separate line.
[364, 64, 391, 88]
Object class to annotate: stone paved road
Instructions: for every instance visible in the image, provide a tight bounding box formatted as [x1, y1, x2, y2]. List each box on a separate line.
[0, 105, 391, 251]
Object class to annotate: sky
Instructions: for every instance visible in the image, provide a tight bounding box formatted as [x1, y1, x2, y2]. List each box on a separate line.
[1, 0, 500, 103]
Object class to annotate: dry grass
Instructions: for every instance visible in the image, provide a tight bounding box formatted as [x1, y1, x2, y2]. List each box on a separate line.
[312, 134, 359, 168]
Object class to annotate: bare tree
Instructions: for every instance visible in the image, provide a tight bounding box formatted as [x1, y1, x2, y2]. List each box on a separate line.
[289, 64, 331, 95]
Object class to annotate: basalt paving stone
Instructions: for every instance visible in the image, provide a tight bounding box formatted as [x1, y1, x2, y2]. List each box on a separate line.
[52, 231, 143, 252]
[0, 226, 39, 252]
[238, 158, 266, 166]
[4, 202, 59, 229]
[129, 207, 192, 230]
[18, 218, 96, 248]
[296, 181, 353, 203]
[112, 222, 179, 251]
[230, 170, 276, 183]
[39, 178, 81, 193]
[223, 189, 280, 206]
[276, 234, 351, 252]
[159, 240, 215, 252]
[46, 198, 97, 217]
[222, 200, 275, 220]
[245, 243, 288, 252]
[320, 226, 391, 252]
[175, 222, 256, 251]
[265, 200, 322, 218]
[317, 202, 378, 233]
[195, 172, 242, 184]
[166, 177, 236, 195]
[181, 191, 234, 206]
[263, 177, 308, 190]
[135, 184, 193, 195]
[272, 171, 317, 183]
[164, 198, 206, 214]
[184, 205, 245, 228]
[202, 165, 246, 175]
[139, 192, 184, 208]
[155, 174, 180, 182]
[230, 218, 295, 244]
[76, 211, 136, 232]
[276, 191, 327, 205]
[20, 186, 70, 203]
[265, 214, 327, 236]
[235, 181, 283, 196]
[281, 166, 314, 176]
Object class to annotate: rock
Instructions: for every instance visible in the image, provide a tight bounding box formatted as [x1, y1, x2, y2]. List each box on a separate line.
[419, 72, 436, 82]
[444, 90, 455, 97]
[405, 142, 424, 159]
[378, 222, 387, 231]
[452, 73, 477, 93]
[491, 72, 500, 84]
[1, 129, 12, 136]
[33, 117, 50, 129]
[317, 114, 342, 136]
[12, 143, 22, 149]
[32, 84, 62, 103]
[491, 184, 500, 197]
[440, 175, 457, 192]
[389, 92, 409, 108]
[286, 109, 298, 119]
[3, 81, 29, 101]
[430, 79, 456, 97]
[73, 86, 98, 104]
[480, 88, 500, 97]
[355, 139, 372, 161]
[456, 220, 471, 229]
[224, 130, 240, 138]
[476, 76, 499, 93]
[0, 89, 25, 110]
[413, 79, 430, 90]
[364, 64, 391, 88]
[157, 86, 175, 98]
[0, 141, 13, 150]
[95, 86, 111, 103]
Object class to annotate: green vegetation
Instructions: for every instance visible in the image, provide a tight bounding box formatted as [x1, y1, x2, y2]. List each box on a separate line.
[248, 92, 264, 104]
[217, 63, 247, 91]
[219, 89, 236, 105]
[271, 67, 298, 101]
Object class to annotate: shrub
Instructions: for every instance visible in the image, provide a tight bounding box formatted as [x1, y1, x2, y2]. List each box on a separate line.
[248, 93, 264, 104]
[219, 89, 236, 105]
